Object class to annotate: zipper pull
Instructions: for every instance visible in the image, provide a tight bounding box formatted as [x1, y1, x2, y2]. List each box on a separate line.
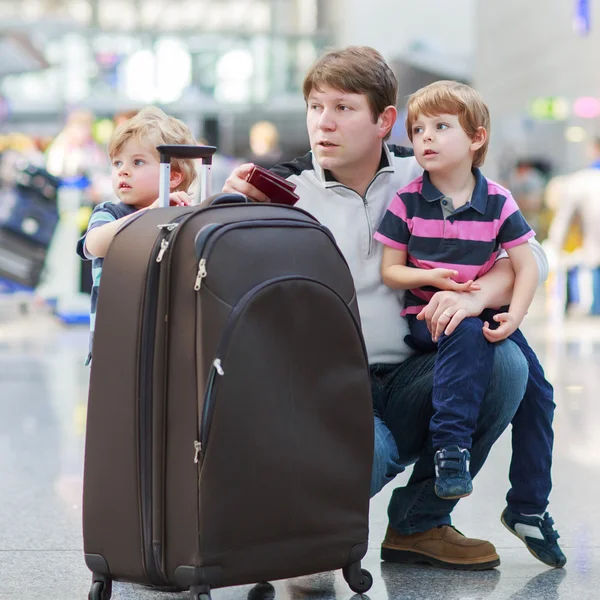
[194, 258, 207, 291]
[213, 358, 224, 376]
[157, 223, 179, 232]
[194, 440, 202, 464]
[156, 238, 169, 263]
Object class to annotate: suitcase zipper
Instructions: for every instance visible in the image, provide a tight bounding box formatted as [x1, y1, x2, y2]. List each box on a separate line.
[193, 219, 343, 291]
[197, 275, 368, 460]
[137, 212, 193, 586]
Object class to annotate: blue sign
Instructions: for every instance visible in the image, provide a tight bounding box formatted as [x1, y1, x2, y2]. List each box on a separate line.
[574, 0, 591, 35]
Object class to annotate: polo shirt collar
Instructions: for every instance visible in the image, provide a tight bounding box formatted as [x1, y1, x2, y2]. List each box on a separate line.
[315, 143, 393, 186]
[421, 168, 488, 214]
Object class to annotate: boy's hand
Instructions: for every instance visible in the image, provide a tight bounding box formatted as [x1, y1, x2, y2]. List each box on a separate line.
[148, 192, 192, 209]
[427, 268, 481, 293]
[482, 312, 519, 342]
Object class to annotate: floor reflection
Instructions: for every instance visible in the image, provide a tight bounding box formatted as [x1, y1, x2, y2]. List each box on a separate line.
[0, 301, 599, 599]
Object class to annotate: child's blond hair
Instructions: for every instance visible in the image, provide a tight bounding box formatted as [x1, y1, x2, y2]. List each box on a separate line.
[108, 107, 197, 192]
[405, 81, 490, 168]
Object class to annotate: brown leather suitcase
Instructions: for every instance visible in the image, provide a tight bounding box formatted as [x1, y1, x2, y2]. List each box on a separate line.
[82, 147, 374, 600]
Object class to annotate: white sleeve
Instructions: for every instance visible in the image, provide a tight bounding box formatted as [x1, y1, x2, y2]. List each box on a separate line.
[496, 237, 548, 286]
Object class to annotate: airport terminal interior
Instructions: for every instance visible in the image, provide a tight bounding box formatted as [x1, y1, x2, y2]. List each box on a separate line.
[2, 1, 600, 598]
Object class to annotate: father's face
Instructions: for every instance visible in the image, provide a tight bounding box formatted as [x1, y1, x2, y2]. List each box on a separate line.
[306, 85, 384, 178]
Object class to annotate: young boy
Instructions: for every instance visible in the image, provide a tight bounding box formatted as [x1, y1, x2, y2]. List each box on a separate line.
[374, 81, 566, 568]
[76, 107, 197, 362]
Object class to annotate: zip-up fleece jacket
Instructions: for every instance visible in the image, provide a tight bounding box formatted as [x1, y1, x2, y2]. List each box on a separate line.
[271, 144, 549, 365]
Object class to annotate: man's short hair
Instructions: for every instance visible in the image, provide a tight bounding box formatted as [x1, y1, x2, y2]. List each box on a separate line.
[405, 81, 491, 168]
[302, 46, 398, 139]
[108, 106, 197, 192]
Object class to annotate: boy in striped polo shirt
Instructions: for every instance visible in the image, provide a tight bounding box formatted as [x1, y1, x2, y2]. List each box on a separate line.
[77, 107, 196, 363]
[375, 81, 565, 568]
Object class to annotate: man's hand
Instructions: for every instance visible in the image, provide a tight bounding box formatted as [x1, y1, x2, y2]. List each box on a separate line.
[482, 312, 519, 342]
[417, 289, 485, 342]
[222, 163, 270, 203]
[148, 192, 192, 209]
[426, 268, 481, 293]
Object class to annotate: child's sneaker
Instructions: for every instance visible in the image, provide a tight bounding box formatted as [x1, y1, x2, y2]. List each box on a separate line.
[501, 507, 567, 568]
[434, 446, 473, 499]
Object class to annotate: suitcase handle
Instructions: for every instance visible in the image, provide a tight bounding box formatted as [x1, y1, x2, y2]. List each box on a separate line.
[156, 145, 217, 163]
[157, 145, 217, 208]
[206, 193, 250, 207]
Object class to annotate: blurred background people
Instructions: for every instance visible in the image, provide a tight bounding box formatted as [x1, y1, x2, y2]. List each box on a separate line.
[547, 138, 600, 316]
[247, 120, 283, 169]
[508, 159, 547, 234]
[45, 109, 111, 202]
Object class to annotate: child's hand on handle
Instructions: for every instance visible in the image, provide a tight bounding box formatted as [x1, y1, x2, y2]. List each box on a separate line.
[427, 268, 481, 293]
[222, 163, 270, 203]
[482, 312, 519, 342]
[148, 192, 192, 209]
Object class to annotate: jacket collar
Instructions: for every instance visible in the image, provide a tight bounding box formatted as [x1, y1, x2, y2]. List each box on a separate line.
[421, 168, 488, 214]
[311, 143, 395, 188]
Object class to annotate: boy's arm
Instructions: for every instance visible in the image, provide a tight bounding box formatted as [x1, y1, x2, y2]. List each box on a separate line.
[380, 247, 480, 292]
[83, 192, 191, 258]
[85, 211, 145, 258]
[504, 243, 538, 322]
[481, 243, 538, 342]
[381, 248, 430, 289]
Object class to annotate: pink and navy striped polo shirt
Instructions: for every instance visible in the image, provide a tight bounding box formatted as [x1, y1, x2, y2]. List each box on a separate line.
[374, 168, 535, 315]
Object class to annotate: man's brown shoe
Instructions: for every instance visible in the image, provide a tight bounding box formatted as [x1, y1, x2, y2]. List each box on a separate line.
[381, 524, 500, 570]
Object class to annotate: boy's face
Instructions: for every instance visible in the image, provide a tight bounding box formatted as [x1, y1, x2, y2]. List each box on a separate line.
[111, 137, 160, 209]
[410, 113, 480, 173]
[306, 85, 389, 180]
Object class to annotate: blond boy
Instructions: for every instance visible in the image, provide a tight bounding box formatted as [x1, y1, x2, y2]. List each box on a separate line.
[76, 107, 197, 360]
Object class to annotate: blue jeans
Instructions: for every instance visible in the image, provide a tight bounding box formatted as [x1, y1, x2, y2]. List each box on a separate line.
[370, 337, 528, 535]
[405, 311, 555, 514]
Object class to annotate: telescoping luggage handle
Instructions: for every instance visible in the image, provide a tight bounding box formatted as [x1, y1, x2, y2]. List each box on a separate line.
[157, 144, 217, 208]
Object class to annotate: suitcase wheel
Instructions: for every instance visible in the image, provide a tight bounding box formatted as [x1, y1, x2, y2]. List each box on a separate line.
[343, 562, 373, 594]
[88, 579, 112, 600]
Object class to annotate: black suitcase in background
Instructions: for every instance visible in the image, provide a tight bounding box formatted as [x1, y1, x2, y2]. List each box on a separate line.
[0, 164, 60, 248]
[0, 227, 47, 288]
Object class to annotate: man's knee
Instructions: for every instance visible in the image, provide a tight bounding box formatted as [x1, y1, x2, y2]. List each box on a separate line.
[487, 338, 528, 415]
[371, 416, 404, 497]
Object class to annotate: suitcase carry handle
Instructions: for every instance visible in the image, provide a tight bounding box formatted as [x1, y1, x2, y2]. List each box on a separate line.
[157, 145, 217, 208]
[156, 144, 217, 162]
[205, 193, 250, 207]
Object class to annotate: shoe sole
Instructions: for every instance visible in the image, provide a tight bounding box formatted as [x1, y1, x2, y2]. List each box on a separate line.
[500, 513, 565, 568]
[381, 547, 500, 571]
[435, 490, 472, 500]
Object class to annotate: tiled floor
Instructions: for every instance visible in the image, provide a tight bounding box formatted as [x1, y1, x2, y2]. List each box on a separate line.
[0, 295, 598, 599]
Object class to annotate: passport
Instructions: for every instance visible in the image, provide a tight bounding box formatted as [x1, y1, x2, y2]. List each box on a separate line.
[246, 165, 299, 206]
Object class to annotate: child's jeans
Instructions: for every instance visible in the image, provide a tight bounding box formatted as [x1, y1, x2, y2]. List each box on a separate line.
[406, 310, 555, 514]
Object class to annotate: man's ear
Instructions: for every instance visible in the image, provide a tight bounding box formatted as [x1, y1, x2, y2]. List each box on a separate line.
[471, 127, 488, 151]
[378, 105, 397, 140]
[169, 169, 184, 190]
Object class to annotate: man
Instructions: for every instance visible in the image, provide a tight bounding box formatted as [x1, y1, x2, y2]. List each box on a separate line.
[224, 46, 548, 570]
